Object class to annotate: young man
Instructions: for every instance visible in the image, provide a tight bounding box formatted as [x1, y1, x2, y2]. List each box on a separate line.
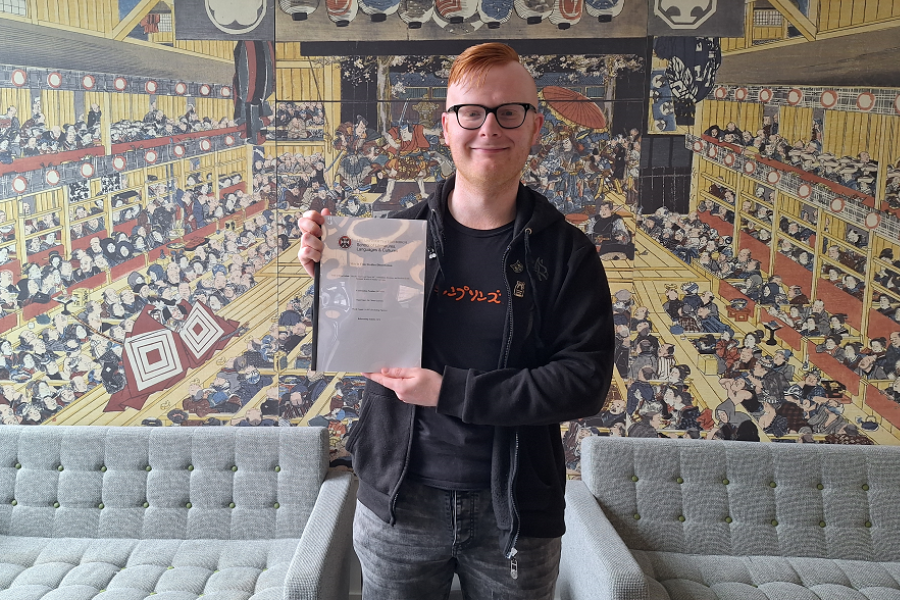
[298, 43, 614, 599]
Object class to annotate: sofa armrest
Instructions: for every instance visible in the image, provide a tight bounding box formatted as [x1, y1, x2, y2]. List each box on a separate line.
[558, 480, 648, 600]
[284, 469, 356, 600]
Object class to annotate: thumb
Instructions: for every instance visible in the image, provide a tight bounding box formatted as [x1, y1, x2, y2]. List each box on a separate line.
[380, 367, 410, 379]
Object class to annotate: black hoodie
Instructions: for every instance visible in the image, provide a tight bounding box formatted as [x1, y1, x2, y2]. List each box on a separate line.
[346, 175, 614, 558]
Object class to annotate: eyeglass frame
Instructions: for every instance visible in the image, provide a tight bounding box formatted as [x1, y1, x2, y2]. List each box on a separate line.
[445, 103, 537, 130]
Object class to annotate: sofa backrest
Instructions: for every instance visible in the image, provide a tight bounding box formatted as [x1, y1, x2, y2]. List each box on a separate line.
[581, 436, 900, 562]
[0, 425, 329, 540]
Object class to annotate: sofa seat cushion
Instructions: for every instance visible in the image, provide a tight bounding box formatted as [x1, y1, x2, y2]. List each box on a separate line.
[0, 537, 301, 600]
[632, 550, 900, 600]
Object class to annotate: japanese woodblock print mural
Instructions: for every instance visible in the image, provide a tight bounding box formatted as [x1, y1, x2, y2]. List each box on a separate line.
[1, 0, 900, 476]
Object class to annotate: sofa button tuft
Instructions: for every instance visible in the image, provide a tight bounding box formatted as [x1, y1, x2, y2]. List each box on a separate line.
[146, 466, 152, 472]
[15, 463, 20, 469]
[188, 465, 194, 471]
[769, 482, 777, 488]
[274, 502, 280, 509]
[676, 477, 684, 484]
[819, 521, 826, 527]
[275, 466, 281, 472]
[100, 466, 107, 472]
[57, 465, 63, 472]
[53, 502, 60, 508]
[633, 513, 640, 520]
[865, 521, 872, 528]
[678, 515, 685, 522]
[722, 479, 729, 485]
[771, 519, 778, 526]
[143, 502, 149, 508]
[631, 475, 638, 482]
[817, 483, 824, 490]
[232, 466, 238, 472]
[725, 516, 732, 523]
[229, 502, 235, 508]
[98, 503, 104, 509]
[862, 484, 870, 491]
[186, 502, 192, 509]
[10, 500, 16, 506]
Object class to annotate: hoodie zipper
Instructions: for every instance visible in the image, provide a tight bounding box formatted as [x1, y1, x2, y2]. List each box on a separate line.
[500, 229, 530, 562]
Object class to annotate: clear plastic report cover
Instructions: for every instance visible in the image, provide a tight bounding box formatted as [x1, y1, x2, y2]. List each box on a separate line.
[312, 216, 427, 372]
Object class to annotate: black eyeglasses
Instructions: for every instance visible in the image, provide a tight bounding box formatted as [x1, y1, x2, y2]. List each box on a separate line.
[446, 103, 535, 130]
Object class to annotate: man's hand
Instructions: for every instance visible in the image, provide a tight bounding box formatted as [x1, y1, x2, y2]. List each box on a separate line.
[297, 208, 331, 277]
[363, 368, 443, 407]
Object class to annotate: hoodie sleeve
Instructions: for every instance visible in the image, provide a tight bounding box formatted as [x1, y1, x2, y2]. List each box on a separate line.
[436, 236, 615, 427]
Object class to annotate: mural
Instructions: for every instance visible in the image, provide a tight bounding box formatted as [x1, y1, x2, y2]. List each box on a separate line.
[1, 0, 899, 475]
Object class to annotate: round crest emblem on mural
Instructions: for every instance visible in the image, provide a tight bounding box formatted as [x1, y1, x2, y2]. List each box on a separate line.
[820, 90, 838, 109]
[205, 0, 266, 34]
[12, 176, 27, 194]
[857, 92, 876, 112]
[865, 212, 881, 229]
[653, 0, 717, 30]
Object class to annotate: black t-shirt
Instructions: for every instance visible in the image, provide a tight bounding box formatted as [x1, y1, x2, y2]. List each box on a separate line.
[407, 213, 513, 490]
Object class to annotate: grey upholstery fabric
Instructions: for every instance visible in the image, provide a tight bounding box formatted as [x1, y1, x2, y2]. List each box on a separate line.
[0, 426, 354, 600]
[559, 437, 900, 600]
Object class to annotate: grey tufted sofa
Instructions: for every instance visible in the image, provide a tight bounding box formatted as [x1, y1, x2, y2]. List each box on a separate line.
[559, 436, 900, 600]
[0, 425, 355, 600]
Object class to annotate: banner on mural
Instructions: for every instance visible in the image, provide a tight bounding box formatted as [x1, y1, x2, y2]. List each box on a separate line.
[647, 0, 743, 36]
[174, 0, 276, 40]
[104, 303, 241, 412]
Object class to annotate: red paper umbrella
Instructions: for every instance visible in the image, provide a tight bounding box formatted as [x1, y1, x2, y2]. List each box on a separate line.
[541, 86, 607, 130]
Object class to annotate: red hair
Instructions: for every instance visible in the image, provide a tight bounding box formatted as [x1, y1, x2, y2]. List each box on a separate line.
[447, 43, 521, 89]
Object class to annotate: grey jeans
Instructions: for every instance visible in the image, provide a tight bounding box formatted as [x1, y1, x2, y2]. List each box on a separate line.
[353, 479, 561, 600]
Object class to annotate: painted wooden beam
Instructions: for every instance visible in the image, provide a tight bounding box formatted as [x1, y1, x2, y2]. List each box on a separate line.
[110, 0, 158, 41]
[767, 0, 818, 41]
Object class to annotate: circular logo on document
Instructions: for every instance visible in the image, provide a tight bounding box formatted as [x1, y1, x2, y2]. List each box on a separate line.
[339, 236, 352, 249]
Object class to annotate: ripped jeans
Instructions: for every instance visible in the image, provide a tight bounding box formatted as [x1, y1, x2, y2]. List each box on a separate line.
[353, 478, 561, 600]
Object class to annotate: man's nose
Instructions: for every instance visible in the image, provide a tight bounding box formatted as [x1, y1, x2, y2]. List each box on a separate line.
[478, 111, 503, 135]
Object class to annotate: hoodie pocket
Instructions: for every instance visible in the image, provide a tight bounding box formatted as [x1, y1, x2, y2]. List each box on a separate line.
[346, 380, 414, 497]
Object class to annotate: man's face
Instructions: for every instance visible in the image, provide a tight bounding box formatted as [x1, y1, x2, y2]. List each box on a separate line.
[442, 61, 544, 192]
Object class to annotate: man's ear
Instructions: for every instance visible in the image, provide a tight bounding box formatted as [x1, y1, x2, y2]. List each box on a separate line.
[440, 111, 451, 145]
[531, 112, 545, 146]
